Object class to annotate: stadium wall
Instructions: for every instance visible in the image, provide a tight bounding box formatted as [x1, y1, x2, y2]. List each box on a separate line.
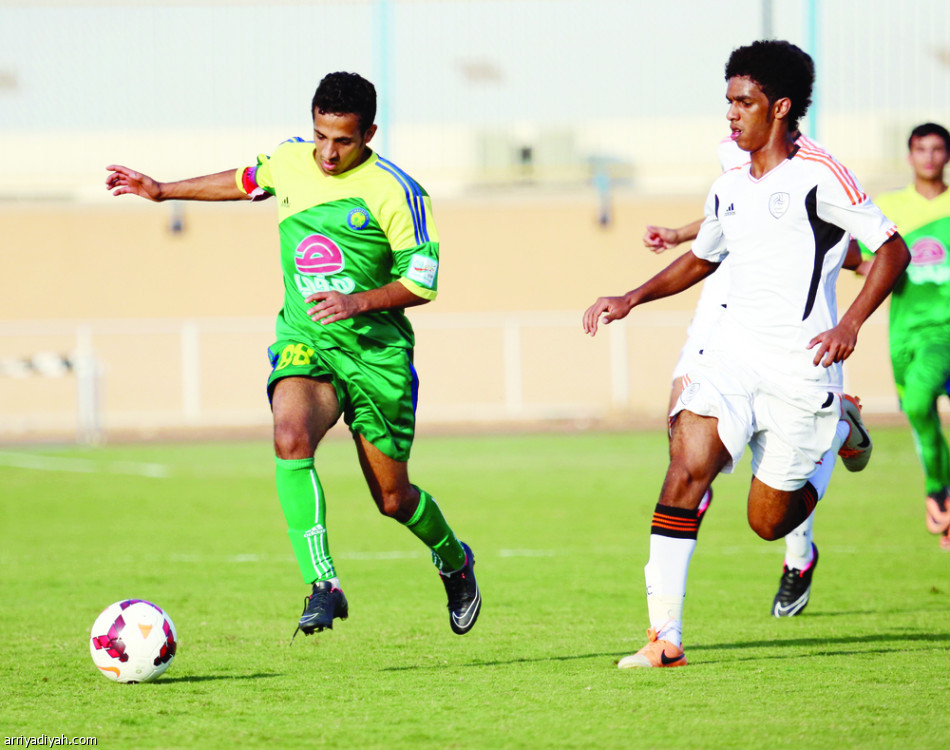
[0, 194, 898, 442]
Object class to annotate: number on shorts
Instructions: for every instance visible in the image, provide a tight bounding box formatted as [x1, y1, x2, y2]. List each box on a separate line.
[275, 343, 315, 370]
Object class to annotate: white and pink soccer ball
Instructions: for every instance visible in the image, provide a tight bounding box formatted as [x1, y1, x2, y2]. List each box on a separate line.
[89, 599, 178, 683]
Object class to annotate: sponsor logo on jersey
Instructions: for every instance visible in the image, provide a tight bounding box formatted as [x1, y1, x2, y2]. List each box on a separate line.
[406, 253, 438, 287]
[295, 234, 345, 276]
[769, 192, 790, 218]
[347, 208, 370, 231]
[906, 238, 950, 284]
[909, 236, 947, 266]
[294, 274, 356, 296]
[724, 203, 736, 217]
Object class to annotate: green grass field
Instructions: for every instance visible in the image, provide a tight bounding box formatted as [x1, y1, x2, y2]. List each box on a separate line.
[1, 427, 948, 749]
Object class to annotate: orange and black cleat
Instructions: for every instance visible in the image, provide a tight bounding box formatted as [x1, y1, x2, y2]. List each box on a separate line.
[618, 628, 687, 669]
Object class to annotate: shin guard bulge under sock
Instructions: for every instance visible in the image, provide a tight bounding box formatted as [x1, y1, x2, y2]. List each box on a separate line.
[275, 457, 335, 583]
[403, 487, 466, 572]
[644, 504, 700, 647]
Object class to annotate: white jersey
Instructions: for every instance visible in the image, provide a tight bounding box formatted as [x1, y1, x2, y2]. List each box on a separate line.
[673, 135, 815, 379]
[691, 142, 897, 389]
[672, 137, 745, 379]
[688, 138, 746, 316]
[696, 134, 823, 311]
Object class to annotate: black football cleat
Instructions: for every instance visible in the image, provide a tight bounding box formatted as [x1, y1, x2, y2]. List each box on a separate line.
[439, 542, 481, 635]
[293, 581, 348, 641]
[771, 544, 818, 617]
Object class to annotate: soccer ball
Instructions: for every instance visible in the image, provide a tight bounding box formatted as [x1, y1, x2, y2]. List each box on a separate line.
[89, 599, 178, 683]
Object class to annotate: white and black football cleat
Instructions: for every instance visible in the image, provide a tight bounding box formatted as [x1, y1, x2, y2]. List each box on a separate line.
[838, 394, 872, 472]
[439, 542, 481, 635]
[293, 580, 348, 641]
[772, 544, 818, 617]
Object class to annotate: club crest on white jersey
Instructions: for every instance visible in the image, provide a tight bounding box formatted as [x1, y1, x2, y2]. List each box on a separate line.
[769, 192, 790, 218]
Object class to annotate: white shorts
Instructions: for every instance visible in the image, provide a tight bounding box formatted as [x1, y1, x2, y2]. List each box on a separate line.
[672, 351, 841, 491]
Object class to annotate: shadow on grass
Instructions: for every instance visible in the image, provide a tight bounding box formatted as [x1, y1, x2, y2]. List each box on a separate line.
[381, 653, 622, 672]
[381, 632, 950, 671]
[616, 631, 950, 667]
[154, 672, 281, 684]
[690, 630, 950, 655]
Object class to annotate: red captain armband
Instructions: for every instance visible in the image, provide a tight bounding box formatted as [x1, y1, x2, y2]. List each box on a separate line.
[240, 166, 258, 194]
[239, 166, 269, 201]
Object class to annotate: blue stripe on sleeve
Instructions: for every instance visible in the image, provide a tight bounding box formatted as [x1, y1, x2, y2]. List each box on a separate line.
[376, 157, 429, 245]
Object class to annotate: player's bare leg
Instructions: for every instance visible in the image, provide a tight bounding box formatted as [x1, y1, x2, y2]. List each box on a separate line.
[660, 411, 729, 511]
[355, 435, 481, 634]
[667, 378, 714, 522]
[749, 476, 824, 618]
[771, 397, 860, 616]
[353, 434, 419, 522]
[272, 376, 341, 459]
[746, 479, 813, 541]
[620, 412, 729, 668]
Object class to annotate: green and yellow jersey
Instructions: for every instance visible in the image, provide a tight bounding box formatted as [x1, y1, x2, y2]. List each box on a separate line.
[861, 185, 950, 347]
[238, 138, 440, 351]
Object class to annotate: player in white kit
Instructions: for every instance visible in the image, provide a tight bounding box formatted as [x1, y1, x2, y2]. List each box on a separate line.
[643, 133, 868, 618]
[583, 40, 910, 668]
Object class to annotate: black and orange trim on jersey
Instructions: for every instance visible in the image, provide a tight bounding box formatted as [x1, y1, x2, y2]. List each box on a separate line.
[651, 503, 701, 540]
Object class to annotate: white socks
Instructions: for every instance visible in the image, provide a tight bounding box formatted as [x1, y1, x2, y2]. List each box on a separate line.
[784, 515, 815, 570]
[644, 535, 696, 647]
[783, 418, 849, 569]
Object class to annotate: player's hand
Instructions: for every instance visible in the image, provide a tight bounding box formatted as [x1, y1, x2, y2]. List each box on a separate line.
[807, 324, 858, 367]
[305, 290, 363, 325]
[643, 225, 679, 253]
[582, 295, 632, 337]
[105, 165, 163, 201]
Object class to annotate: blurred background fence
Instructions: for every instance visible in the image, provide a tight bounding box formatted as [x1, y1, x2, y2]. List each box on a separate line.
[1, 0, 948, 441]
[0, 309, 893, 443]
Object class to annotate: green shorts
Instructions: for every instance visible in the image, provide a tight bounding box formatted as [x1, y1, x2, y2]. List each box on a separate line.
[267, 340, 419, 462]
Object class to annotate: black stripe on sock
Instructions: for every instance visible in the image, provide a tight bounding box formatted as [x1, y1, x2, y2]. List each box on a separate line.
[651, 503, 700, 540]
[801, 482, 818, 517]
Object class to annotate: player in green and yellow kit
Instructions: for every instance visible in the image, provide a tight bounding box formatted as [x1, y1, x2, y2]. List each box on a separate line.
[860, 122, 950, 549]
[105, 72, 481, 635]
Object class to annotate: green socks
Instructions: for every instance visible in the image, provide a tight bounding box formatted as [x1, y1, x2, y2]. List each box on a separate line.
[275, 461, 464, 580]
[275, 457, 335, 583]
[404, 487, 466, 572]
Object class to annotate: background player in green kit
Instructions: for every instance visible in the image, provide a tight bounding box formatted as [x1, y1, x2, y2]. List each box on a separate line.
[859, 122, 950, 549]
[105, 72, 481, 636]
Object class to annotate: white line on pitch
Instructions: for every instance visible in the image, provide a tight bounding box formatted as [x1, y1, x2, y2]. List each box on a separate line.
[148, 550, 563, 564]
[498, 549, 557, 558]
[0, 451, 169, 479]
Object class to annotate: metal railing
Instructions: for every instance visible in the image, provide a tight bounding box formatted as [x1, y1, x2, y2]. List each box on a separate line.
[0, 311, 896, 442]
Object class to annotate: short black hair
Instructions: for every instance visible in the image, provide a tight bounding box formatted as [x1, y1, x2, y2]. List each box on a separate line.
[724, 40, 814, 133]
[908, 122, 950, 152]
[311, 72, 377, 133]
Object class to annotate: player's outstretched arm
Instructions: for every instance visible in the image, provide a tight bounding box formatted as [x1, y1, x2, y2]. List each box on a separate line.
[305, 280, 428, 326]
[583, 250, 718, 336]
[807, 233, 910, 367]
[105, 165, 248, 202]
[642, 219, 703, 253]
